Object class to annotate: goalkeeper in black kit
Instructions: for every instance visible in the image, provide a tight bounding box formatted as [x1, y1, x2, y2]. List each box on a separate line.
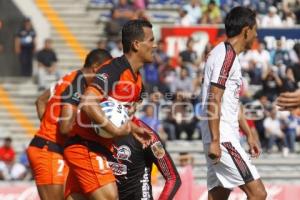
[107, 117, 181, 200]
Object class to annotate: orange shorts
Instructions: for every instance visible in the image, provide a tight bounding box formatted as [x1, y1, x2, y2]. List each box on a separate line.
[27, 146, 68, 185]
[64, 144, 115, 195]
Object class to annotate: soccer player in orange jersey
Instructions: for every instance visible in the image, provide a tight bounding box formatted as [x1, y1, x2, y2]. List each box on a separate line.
[27, 49, 112, 200]
[64, 19, 155, 200]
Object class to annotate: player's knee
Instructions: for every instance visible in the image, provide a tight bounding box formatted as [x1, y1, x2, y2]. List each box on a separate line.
[90, 184, 119, 200]
[105, 184, 118, 200]
[108, 192, 118, 200]
[255, 184, 267, 200]
[41, 193, 63, 200]
[246, 187, 267, 200]
[100, 191, 118, 200]
[257, 188, 267, 200]
[51, 191, 64, 200]
[37, 185, 64, 200]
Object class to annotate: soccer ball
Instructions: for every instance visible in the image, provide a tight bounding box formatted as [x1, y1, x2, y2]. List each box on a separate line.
[92, 100, 129, 138]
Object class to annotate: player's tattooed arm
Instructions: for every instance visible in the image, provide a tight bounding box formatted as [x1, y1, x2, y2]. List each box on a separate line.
[151, 142, 181, 200]
[59, 104, 77, 135]
[137, 118, 181, 199]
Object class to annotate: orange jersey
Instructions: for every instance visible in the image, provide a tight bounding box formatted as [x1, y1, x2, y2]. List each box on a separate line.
[36, 70, 87, 146]
[70, 55, 144, 147]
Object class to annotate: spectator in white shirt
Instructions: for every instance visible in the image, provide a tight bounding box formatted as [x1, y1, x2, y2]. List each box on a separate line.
[176, 8, 195, 26]
[0, 159, 27, 180]
[256, 41, 271, 75]
[283, 10, 296, 26]
[261, 6, 283, 27]
[263, 107, 286, 153]
[170, 67, 193, 94]
[239, 49, 258, 71]
[182, 0, 202, 24]
[240, 42, 271, 84]
[110, 39, 123, 58]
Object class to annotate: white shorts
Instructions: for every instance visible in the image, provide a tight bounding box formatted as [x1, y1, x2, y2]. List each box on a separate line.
[204, 141, 260, 191]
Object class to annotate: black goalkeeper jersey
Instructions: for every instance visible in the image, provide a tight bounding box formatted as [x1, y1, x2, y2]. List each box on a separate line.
[109, 118, 181, 200]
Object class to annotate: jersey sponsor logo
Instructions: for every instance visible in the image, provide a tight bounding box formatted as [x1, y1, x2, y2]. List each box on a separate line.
[234, 78, 242, 99]
[96, 73, 109, 82]
[140, 167, 151, 200]
[113, 145, 132, 162]
[121, 85, 130, 93]
[151, 141, 165, 159]
[108, 161, 127, 176]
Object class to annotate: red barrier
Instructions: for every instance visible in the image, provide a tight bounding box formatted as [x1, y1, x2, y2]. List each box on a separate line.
[0, 181, 299, 200]
[153, 182, 300, 200]
[0, 183, 39, 200]
[161, 26, 226, 58]
[153, 166, 300, 200]
[161, 26, 225, 45]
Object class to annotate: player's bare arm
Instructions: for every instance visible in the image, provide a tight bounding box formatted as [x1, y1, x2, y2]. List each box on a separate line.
[81, 88, 131, 137]
[130, 120, 153, 148]
[207, 85, 224, 163]
[35, 89, 50, 121]
[277, 89, 300, 110]
[14, 36, 20, 54]
[129, 102, 153, 148]
[238, 105, 261, 158]
[59, 104, 77, 135]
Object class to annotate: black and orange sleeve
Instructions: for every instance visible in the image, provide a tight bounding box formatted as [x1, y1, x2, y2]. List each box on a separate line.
[61, 72, 85, 107]
[90, 65, 120, 96]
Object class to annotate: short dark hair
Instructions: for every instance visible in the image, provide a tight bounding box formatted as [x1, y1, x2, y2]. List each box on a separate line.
[4, 137, 12, 142]
[225, 6, 256, 38]
[293, 43, 300, 58]
[45, 38, 52, 43]
[83, 49, 112, 68]
[122, 19, 153, 53]
[209, 0, 216, 5]
[23, 17, 31, 22]
[186, 37, 194, 46]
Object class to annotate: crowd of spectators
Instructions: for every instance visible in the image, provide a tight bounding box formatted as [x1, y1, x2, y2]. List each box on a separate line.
[238, 38, 300, 155]
[89, 0, 300, 157]
[96, 31, 299, 152]
[100, 30, 300, 157]
[5, 2, 300, 182]
[0, 137, 31, 181]
[14, 18, 60, 89]
[92, 0, 300, 28]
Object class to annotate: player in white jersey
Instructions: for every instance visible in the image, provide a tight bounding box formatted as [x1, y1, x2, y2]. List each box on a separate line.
[199, 7, 267, 200]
